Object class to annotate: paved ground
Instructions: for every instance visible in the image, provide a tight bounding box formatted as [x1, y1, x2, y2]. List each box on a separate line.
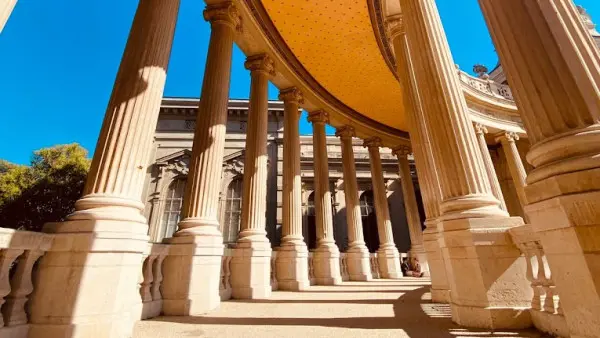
[134, 278, 545, 338]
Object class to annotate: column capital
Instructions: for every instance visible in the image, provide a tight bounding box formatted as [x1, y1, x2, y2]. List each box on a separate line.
[278, 87, 304, 105]
[244, 54, 276, 77]
[393, 145, 412, 157]
[335, 126, 355, 140]
[474, 123, 489, 135]
[204, 2, 242, 32]
[495, 131, 520, 143]
[385, 14, 405, 39]
[307, 110, 329, 125]
[363, 137, 383, 149]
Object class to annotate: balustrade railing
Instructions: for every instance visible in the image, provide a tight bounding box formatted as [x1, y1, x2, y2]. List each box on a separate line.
[509, 224, 569, 337]
[458, 69, 514, 101]
[220, 248, 233, 301]
[270, 252, 278, 291]
[139, 243, 169, 320]
[339, 253, 349, 281]
[369, 253, 380, 279]
[307, 252, 316, 285]
[0, 228, 52, 338]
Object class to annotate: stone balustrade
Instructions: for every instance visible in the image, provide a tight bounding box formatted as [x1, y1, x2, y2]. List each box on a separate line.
[369, 253, 380, 279]
[339, 253, 350, 281]
[140, 243, 169, 320]
[220, 249, 233, 301]
[307, 252, 316, 285]
[509, 224, 568, 337]
[270, 252, 278, 291]
[457, 69, 514, 101]
[0, 228, 52, 338]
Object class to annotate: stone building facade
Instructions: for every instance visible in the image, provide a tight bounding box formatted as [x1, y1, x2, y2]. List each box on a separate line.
[143, 98, 416, 253]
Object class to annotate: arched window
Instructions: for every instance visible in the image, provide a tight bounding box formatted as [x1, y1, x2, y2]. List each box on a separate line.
[161, 178, 186, 239]
[360, 190, 380, 253]
[222, 177, 243, 244]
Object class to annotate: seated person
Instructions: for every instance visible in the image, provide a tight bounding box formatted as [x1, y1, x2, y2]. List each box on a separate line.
[401, 257, 410, 276]
[406, 257, 425, 278]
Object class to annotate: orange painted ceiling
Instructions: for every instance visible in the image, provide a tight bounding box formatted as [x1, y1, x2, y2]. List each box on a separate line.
[261, 0, 407, 131]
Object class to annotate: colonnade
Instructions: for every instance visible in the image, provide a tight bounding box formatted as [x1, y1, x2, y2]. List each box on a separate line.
[8, 0, 599, 337]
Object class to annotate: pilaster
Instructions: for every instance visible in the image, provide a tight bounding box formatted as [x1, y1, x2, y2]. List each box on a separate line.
[29, 1, 181, 337]
[336, 126, 372, 281]
[364, 137, 401, 279]
[308, 110, 342, 285]
[231, 54, 275, 299]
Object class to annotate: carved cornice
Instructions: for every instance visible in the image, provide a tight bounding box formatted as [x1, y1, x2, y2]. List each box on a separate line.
[204, 2, 242, 33]
[368, 0, 399, 80]
[307, 110, 329, 125]
[364, 137, 383, 149]
[474, 123, 489, 135]
[245, 54, 276, 76]
[278, 87, 304, 105]
[496, 131, 520, 143]
[335, 126, 356, 140]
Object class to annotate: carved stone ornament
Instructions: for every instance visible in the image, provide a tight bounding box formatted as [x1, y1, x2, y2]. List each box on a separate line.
[166, 158, 190, 176]
[393, 145, 412, 157]
[363, 137, 383, 149]
[203, 1, 242, 33]
[223, 157, 245, 176]
[335, 125, 355, 140]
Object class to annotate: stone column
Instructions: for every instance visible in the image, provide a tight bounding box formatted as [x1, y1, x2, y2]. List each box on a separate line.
[162, 2, 240, 315]
[0, 0, 16, 33]
[496, 132, 528, 210]
[474, 123, 507, 211]
[479, 1, 600, 335]
[364, 137, 402, 279]
[401, 0, 531, 329]
[392, 146, 429, 275]
[387, 16, 450, 302]
[28, 1, 180, 337]
[336, 126, 372, 281]
[275, 87, 310, 291]
[230, 54, 275, 299]
[308, 110, 342, 285]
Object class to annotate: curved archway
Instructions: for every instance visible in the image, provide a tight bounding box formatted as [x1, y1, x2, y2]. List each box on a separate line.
[360, 190, 380, 253]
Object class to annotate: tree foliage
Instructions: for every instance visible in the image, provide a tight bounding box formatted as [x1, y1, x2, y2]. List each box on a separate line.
[0, 144, 90, 231]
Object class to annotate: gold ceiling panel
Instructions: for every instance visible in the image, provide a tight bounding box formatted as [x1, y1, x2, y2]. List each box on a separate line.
[261, 0, 406, 131]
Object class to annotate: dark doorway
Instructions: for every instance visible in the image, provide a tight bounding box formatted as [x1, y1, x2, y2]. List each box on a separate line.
[360, 190, 379, 253]
[306, 192, 317, 250]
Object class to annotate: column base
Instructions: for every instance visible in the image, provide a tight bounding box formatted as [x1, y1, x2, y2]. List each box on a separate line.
[28, 219, 149, 338]
[345, 246, 373, 281]
[377, 246, 402, 279]
[451, 304, 532, 329]
[275, 243, 310, 291]
[431, 288, 451, 303]
[230, 240, 272, 299]
[162, 235, 223, 316]
[313, 244, 342, 285]
[525, 186, 600, 338]
[440, 216, 532, 329]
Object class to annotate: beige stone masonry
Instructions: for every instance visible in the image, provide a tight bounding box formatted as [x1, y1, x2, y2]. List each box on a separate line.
[336, 126, 372, 281]
[29, 1, 180, 337]
[479, 0, 600, 336]
[275, 87, 310, 291]
[364, 137, 402, 279]
[474, 124, 507, 212]
[231, 54, 275, 300]
[162, 1, 239, 317]
[401, 0, 530, 329]
[496, 132, 528, 210]
[308, 110, 342, 286]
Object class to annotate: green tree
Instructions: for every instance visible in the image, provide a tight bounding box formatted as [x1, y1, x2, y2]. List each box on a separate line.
[0, 144, 90, 231]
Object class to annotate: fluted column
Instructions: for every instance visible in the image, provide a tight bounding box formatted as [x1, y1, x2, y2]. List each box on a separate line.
[496, 132, 528, 210]
[275, 87, 310, 291]
[336, 126, 372, 281]
[230, 54, 275, 299]
[474, 123, 507, 212]
[162, 1, 240, 316]
[386, 15, 450, 302]
[0, 0, 16, 33]
[401, 0, 531, 328]
[479, 1, 600, 335]
[29, 1, 180, 337]
[308, 110, 342, 285]
[393, 146, 429, 275]
[364, 137, 402, 279]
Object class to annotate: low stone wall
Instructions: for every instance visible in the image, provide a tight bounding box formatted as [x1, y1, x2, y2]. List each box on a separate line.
[0, 228, 52, 338]
[139, 243, 170, 320]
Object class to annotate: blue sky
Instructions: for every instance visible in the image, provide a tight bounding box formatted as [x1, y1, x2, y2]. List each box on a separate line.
[0, 1, 598, 165]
